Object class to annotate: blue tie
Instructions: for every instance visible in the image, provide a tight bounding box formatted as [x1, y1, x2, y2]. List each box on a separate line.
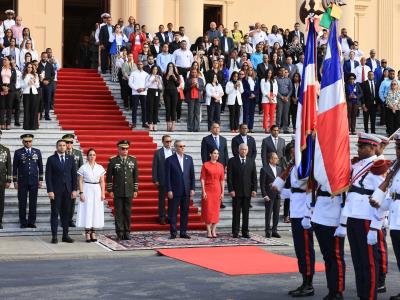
[61, 155, 65, 167]
[214, 136, 219, 149]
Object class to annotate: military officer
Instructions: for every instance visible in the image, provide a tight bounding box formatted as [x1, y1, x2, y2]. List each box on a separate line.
[339, 133, 387, 300]
[106, 140, 139, 240]
[62, 134, 84, 227]
[0, 130, 12, 229]
[13, 134, 43, 228]
[370, 133, 400, 300]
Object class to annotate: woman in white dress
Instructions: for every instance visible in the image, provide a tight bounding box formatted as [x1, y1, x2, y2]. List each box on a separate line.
[76, 148, 106, 242]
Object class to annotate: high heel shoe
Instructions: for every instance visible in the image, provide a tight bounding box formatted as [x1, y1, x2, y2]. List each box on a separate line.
[85, 230, 91, 243]
[90, 229, 97, 242]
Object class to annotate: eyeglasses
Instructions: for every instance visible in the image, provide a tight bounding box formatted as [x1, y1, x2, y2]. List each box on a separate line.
[66, 141, 73, 144]
[178, 145, 186, 148]
[164, 140, 172, 143]
[120, 148, 129, 150]
[23, 141, 32, 143]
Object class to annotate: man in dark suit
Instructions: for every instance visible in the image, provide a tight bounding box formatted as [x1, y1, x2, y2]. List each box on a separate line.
[256, 54, 273, 79]
[155, 24, 168, 45]
[227, 143, 257, 238]
[219, 28, 234, 55]
[260, 152, 282, 238]
[165, 140, 195, 239]
[13, 134, 43, 228]
[45, 139, 77, 244]
[289, 22, 305, 46]
[361, 71, 379, 133]
[343, 51, 359, 80]
[152, 135, 173, 224]
[37, 52, 55, 121]
[99, 16, 113, 74]
[283, 56, 298, 80]
[261, 125, 286, 167]
[366, 49, 381, 72]
[201, 122, 229, 208]
[231, 123, 257, 159]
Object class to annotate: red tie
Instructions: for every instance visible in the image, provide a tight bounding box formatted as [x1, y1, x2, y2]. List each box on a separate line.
[361, 66, 365, 82]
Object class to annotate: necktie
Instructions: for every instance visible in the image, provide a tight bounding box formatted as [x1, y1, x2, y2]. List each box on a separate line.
[61, 155, 65, 167]
[241, 158, 245, 165]
[214, 136, 219, 149]
[275, 138, 278, 150]
[361, 66, 365, 82]
[371, 81, 375, 97]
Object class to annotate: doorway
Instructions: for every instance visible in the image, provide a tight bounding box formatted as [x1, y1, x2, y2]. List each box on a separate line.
[63, 0, 109, 68]
[203, 4, 222, 33]
[0, 0, 17, 20]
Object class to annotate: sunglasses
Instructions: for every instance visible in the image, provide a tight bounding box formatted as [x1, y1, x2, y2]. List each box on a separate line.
[164, 140, 172, 143]
[178, 145, 186, 148]
[24, 141, 32, 143]
[120, 148, 129, 150]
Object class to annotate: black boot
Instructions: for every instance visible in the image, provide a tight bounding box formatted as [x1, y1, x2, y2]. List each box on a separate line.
[377, 273, 386, 293]
[292, 275, 314, 297]
[288, 275, 306, 295]
[323, 291, 343, 300]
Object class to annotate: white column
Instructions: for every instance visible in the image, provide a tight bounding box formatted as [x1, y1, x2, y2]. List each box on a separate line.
[339, 0, 355, 37]
[179, 0, 204, 42]
[137, 0, 164, 35]
[378, 0, 394, 64]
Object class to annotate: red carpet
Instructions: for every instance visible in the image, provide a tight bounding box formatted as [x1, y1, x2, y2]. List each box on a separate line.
[55, 68, 204, 231]
[157, 246, 325, 275]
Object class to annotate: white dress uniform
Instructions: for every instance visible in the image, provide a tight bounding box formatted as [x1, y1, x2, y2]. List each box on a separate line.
[76, 163, 106, 228]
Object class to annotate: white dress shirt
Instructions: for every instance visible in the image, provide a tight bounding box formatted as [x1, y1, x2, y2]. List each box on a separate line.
[128, 70, 148, 95]
[354, 65, 372, 83]
[269, 163, 277, 177]
[173, 49, 194, 68]
[268, 33, 284, 47]
[251, 31, 267, 47]
[240, 135, 248, 145]
[177, 154, 184, 171]
[163, 147, 173, 159]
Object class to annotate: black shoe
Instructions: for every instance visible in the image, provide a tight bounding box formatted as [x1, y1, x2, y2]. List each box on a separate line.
[323, 292, 343, 300]
[169, 234, 177, 239]
[242, 233, 250, 238]
[62, 236, 74, 243]
[272, 232, 281, 238]
[180, 234, 191, 239]
[20, 224, 27, 228]
[0, 223, 3, 229]
[177, 119, 181, 123]
[389, 293, 400, 300]
[265, 232, 271, 238]
[45, 117, 51, 121]
[220, 203, 226, 209]
[69, 221, 76, 227]
[232, 233, 239, 238]
[14, 122, 21, 127]
[249, 203, 253, 208]
[377, 285, 387, 293]
[160, 218, 166, 225]
[51, 237, 58, 244]
[291, 285, 314, 297]
[27, 224, 37, 228]
[116, 233, 124, 241]
[124, 233, 131, 240]
[289, 284, 304, 296]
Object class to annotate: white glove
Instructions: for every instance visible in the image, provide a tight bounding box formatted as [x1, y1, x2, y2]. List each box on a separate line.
[301, 217, 312, 229]
[367, 230, 378, 245]
[334, 225, 347, 238]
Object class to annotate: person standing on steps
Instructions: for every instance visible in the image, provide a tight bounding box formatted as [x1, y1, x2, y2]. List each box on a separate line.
[37, 52, 55, 121]
[46, 139, 77, 244]
[62, 134, 84, 228]
[201, 122, 229, 208]
[152, 135, 173, 225]
[106, 140, 138, 241]
[13, 134, 43, 229]
[128, 61, 148, 129]
[0, 130, 12, 229]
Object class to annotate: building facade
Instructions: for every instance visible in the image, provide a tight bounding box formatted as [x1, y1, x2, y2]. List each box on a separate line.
[5, 0, 400, 68]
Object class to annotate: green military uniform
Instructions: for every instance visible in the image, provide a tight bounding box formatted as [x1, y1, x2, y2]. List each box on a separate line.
[0, 141, 12, 229]
[62, 134, 84, 226]
[106, 140, 139, 239]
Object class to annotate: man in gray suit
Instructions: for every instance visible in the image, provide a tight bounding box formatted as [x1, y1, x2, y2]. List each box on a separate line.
[283, 56, 298, 80]
[261, 125, 286, 168]
[276, 67, 293, 133]
[152, 135, 174, 224]
[260, 152, 282, 238]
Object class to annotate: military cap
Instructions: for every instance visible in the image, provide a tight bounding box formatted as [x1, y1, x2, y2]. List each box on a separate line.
[375, 134, 390, 145]
[356, 133, 380, 146]
[62, 133, 75, 142]
[101, 13, 111, 18]
[20, 134, 34, 142]
[394, 133, 400, 146]
[117, 140, 130, 148]
[5, 9, 15, 15]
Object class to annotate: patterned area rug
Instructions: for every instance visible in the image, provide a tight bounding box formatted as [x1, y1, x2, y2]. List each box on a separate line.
[97, 231, 289, 251]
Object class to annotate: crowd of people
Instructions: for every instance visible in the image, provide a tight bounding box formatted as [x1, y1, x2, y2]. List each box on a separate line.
[0, 10, 59, 130]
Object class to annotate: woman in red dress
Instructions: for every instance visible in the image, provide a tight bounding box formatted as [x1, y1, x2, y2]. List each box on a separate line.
[200, 149, 225, 238]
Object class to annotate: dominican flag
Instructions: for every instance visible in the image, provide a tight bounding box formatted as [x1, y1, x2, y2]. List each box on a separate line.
[314, 20, 350, 194]
[294, 19, 317, 179]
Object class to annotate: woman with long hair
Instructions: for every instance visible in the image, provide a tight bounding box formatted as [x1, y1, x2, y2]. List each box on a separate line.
[19, 39, 38, 67]
[225, 71, 243, 132]
[242, 67, 259, 132]
[76, 148, 106, 243]
[260, 69, 278, 133]
[145, 65, 163, 131]
[21, 62, 40, 130]
[290, 73, 301, 133]
[385, 79, 400, 135]
[0, 56, 17, 130]
[109, 23, 128, 82]
[1, 37, 21, 69]
[162, 62, 180, 131]
[205, 74, 224, 130]
[129, 23, 146, 63]
[271, 52, 281, 77]
[19, 27, 35, 49]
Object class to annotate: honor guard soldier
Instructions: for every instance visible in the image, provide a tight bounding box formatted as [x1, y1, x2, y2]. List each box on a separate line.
[0, 130, 12, 229]
[62, 134, 84, 227]
[339, 133, 388, 300]
[273, 163, 316, 298]
[106, 140, 138, 240]
[370, 133, 400, 300]
[13, 134, 43, 228]
[306, 185, 346, 300]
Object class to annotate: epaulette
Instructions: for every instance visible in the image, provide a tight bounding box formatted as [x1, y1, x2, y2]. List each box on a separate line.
[351, 156, 360, 165]
[370, 159, 391, 175]
[109, 155, 116, 160]
[128, 155, 136, 159]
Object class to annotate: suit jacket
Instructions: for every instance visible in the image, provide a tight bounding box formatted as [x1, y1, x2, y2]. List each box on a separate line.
[231, 134, 257, 159]
[184, 77, 205, 100]
[0, 67, 17, 92]
[261, 136, 286, 167]
[99, 24, 113, 46]
[361, 80, 378, 106]
[289, 30, 305, 45]
[345, 82, 363, 105]
[260, 164, 282, 200]
[343, 59, 359, 78]
[150, 44, 162, 57]
[283, 63, 297, 80]
[152, 147, 171, 186]
[366, 58, 380, 71]
[165, 154, 195, 197]
[227, 156, 257, 197]
[155, 31, 168, 45]
[45, 153, 77, 195]
[37, 62, 55, 84]
[219, 36, 234, 54]
[256, 63, 273, 80]
[201, 134, 229, 166]
[13, 147, 43, 185]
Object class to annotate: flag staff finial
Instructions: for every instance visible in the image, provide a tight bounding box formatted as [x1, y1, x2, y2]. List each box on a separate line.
[299, 0, 325, 24]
